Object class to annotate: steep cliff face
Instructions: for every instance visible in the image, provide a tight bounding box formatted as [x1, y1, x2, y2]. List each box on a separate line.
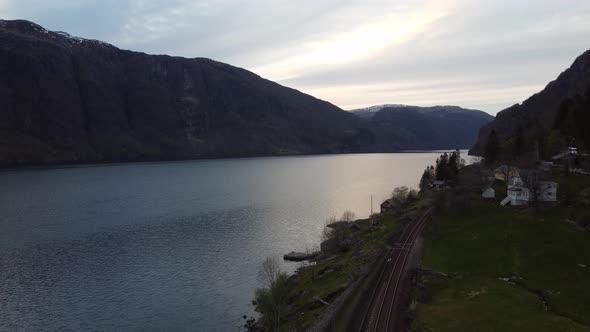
[470, 49, 590, 156]
[0, 20, 367, 166]
[351, 105, 494, 150]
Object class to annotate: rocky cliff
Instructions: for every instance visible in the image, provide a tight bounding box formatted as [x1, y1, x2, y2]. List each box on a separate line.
[470, 49, 590, 156]
[0, 20, 370, 166]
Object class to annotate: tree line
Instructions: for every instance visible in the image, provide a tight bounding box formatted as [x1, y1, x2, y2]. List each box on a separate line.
[483, 86, 590, 165]
[419, 150, 464, 191]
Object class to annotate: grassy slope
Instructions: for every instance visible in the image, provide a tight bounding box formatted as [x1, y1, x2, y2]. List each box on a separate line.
[413, 175, 590, 331]
[281, 212, 402, 331]
[280, 200, 430, 331]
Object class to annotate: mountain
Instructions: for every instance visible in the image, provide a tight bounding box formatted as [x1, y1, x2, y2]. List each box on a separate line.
[349, 104, 406, 119]
[0, 19, 373, 166]
[350, 105, 494, 150]
[470, 49, 590, 157]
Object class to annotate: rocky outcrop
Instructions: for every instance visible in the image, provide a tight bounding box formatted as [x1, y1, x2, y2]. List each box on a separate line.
[470, 49, 590, 156]
[283, 251, 320, 262]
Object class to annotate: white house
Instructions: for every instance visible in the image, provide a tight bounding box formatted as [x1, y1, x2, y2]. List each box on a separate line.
[510, 176, 524, 187]
[500, 175, 558, 206]
[482, 187, 495, 199]
[502, 176, 530, 206]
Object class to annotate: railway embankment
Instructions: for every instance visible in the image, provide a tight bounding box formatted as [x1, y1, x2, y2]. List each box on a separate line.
[249, 192, 432, 331]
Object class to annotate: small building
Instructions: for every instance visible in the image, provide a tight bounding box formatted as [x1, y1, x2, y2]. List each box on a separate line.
[572, 168, 590, 176]
[500, 175, 558, 206]
[510, 175, 524, 187]
[482, 187, 495, 199]
[503, 176, 530, 206]
[539, 161, 554, 171]
[494, 165, 519, 182]
[380, 198, 402, 213]
[537, 181, 558, 202]
[431, 180, 446, 191]
[552, 147, 578, 163]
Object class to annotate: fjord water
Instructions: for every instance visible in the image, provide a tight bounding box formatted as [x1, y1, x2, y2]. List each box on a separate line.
[0, 153, 465, 331]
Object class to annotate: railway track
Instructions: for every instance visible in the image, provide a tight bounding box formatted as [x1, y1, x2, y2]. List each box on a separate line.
[357, 207, 433, 332]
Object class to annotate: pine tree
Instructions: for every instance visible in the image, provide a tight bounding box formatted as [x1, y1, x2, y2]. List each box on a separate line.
[484, 130, 500, 164]
[514, 126, 525, 158]
[448, 150, 459, 177]
[419, 168, 431, 191]
[435, 153, 451, 181]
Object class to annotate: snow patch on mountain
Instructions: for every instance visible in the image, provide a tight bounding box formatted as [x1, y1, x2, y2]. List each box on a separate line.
[349, 104, 408, 114]
[0, 19, 113, 48]
[52, 31, 113, 47]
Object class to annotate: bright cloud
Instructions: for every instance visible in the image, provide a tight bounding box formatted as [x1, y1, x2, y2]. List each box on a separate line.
[252, 1, 455, 81]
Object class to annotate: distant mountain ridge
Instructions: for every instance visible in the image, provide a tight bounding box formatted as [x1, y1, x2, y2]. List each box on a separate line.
[349, 104, 407, 118]
[351, 104, 484, 116]
[470, 49, 590, 157]
[351, 105, 494, 150]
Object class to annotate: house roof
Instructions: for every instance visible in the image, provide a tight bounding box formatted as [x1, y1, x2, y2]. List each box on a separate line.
[552, 149, 578, 160]
[495, 165, 508, 172]
[511, 169, 556, 188]
[495, 164, 516, 171]
[381, 198, 402, 207]
[508, 186, 528, 192]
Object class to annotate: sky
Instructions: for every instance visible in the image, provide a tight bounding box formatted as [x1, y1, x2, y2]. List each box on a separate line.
[2, 0, 590, 115]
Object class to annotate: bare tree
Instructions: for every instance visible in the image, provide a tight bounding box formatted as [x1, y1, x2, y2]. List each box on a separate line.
[255, 257, 289, 332]
[321, 216, 338, 242]
[501, 166, 511, 183]
[391, 186, 410, 203]
[257, 257, 281, 288]
[340, 210, 356, 222]
[321, 215, 352, 252]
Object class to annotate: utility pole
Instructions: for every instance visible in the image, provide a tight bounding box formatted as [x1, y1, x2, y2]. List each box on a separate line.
[370, 194, 376, 226]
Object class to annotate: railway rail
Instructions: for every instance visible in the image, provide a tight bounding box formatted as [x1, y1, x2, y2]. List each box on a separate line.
[357, 207, 433, 332]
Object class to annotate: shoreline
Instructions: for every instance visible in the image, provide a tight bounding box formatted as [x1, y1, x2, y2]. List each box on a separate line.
[249, 193, 433, 331]
[0, 150, 467, 172]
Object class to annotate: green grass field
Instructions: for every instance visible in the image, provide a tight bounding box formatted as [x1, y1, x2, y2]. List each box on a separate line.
[413, 175, 590, 331]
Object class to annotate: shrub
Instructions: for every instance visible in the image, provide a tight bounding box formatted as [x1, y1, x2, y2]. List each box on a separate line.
[391, 186, 411, 203]
[255, 257, 290, 331]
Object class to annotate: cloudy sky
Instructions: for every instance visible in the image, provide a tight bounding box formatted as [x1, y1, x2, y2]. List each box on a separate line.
[2, 0, 589, 115]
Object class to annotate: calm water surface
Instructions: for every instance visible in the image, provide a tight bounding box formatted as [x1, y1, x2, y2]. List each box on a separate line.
[0, 152, 469, 331]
